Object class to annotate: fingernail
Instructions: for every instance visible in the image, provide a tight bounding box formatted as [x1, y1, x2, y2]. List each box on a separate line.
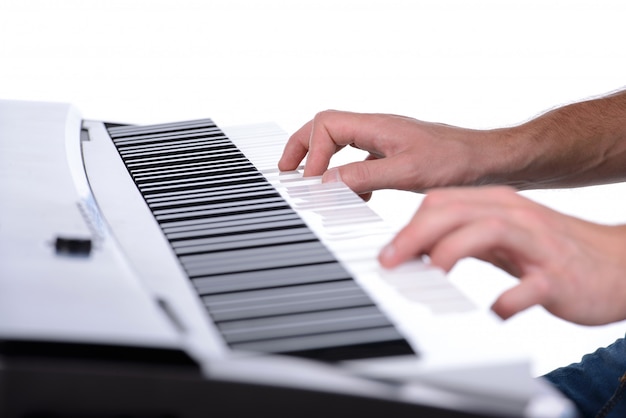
[323, 168, 342, 183]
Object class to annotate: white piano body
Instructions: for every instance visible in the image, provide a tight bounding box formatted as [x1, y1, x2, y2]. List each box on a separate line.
[0, 100, 574, 417]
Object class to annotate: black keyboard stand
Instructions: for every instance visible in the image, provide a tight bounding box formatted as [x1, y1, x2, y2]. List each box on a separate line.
[0, 339, 506, 418]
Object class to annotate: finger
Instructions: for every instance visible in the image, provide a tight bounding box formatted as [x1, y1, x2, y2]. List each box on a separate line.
[379, 186, 529, 269]
[379, 190, 502, 268]
[428, 216, 536, 273]
[278, 119, 314, 171]
[357, 154, 378, 201]
[491, 273, 549, 320]
[321, 157, 400, 196]
[378, 208, 467, 269]
[303, 111, 394, 177]
[303, 111, 360, 177]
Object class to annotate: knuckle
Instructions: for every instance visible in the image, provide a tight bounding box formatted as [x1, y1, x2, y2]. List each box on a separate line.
[351, 162, 372, 185]
[339, 162, 371, 193]
[510, 206, 550, 229]
[482, 216, 512, 237]
[314, 109, 338, 122]
[534, 277, 552, 299]
[421, 189, 449, 208]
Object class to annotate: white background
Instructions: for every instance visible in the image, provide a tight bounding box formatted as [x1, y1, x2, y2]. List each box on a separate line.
[2, 0, 626, 376]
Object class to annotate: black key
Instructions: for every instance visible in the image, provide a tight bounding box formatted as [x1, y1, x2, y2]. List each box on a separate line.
[107, 120, 415, 361]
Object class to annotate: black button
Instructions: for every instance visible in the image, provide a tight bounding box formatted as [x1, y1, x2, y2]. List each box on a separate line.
[55, 237, 92, 256]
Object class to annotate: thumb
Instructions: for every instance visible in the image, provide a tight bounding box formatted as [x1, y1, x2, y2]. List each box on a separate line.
[491, 273, 549, 320]
[322, 159, 389, 195]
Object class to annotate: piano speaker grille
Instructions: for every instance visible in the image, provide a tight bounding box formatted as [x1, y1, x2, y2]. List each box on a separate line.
[106, 120, 414, 361]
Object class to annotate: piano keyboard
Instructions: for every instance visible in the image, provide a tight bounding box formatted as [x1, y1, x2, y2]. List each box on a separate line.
[106, 120, 417, 361]
[0, 100, 543, 418]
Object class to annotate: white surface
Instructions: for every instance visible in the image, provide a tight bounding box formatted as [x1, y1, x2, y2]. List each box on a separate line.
[0, 101, 185, 349]
[2, 0, 626, 377]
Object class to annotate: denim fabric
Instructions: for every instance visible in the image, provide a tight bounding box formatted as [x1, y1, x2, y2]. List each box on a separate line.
[543, 334, 626, 418]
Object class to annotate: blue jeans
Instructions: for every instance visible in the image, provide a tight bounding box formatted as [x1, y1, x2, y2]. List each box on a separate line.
[543, 334, 626, 418]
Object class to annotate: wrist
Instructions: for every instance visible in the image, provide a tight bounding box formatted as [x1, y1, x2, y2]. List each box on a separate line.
[470, 125, 542, 189]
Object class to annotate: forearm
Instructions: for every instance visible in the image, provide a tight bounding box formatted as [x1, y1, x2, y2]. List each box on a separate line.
[482, 89, 626, 189]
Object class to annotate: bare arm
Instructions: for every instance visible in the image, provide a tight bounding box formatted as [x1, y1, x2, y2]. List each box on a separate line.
[489, 89, 626, 189]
